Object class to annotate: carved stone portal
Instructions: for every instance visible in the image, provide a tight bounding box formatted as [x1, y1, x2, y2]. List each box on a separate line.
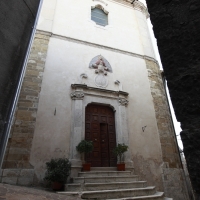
[89, 55, 112, 88]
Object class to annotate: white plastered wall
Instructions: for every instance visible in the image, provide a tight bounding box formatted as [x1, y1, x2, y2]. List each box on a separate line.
[30, 38, 162, 179]
[37, 0, 155, 58]
[30, 0, 162, 181]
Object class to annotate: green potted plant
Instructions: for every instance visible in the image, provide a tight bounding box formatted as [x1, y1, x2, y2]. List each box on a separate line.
[44, 158, 71, 191]
[113, 143, 128, 171]
[76, 140, 93, 171]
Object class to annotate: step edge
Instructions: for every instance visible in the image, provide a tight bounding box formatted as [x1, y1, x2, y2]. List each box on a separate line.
[67, 181, 146, 187]
[105, 192, 164, 200]
[84, 181, 147, 186]
[74, 175, 139, 179]
[79, 171, 132, 173]
[81, 186, 156, 194]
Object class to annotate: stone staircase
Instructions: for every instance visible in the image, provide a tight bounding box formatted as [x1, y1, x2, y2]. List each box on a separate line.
[58, 167, 172, 200]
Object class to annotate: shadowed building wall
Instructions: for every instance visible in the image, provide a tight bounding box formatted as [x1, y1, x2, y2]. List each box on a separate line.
[146, 0, 200, 199]
[0, 0, 40, 168]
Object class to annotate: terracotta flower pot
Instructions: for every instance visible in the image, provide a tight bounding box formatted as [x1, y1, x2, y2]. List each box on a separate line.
[52, 181, 64, 191]
[83, 163, 91, 171]
[117, 163, 125, 171]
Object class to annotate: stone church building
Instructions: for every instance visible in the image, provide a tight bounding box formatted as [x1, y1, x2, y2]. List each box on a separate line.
[0, 0, 190, 199]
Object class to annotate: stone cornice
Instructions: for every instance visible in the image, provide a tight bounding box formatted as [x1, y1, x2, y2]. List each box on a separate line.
[36, 30, 159, 66]
[71, 84, 129, 100]
[107, 0, 149, 18]
[133, 1, 149, 18]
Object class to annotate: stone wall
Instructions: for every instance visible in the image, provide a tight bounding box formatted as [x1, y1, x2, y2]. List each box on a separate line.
[0, 169, 35, 186]
[0, 0, 40, 167]
[1, 31, 50, 186]
[145, 59, 189, 200]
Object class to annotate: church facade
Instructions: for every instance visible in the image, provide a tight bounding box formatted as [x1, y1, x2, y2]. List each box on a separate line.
[1, 0, 189, 199]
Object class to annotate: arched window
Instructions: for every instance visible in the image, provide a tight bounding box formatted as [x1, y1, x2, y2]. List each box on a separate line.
[91, 7, 108, 26]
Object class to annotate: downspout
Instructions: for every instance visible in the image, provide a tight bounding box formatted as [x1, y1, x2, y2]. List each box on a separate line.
[0, 0, 44, 169]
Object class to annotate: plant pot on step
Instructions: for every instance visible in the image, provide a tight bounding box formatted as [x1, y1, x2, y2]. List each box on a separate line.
[52, 181, 64, 191]
[83, 163, 91, 171]
[76, 140, 94, 172]
[113, 143, 128, 171]
[117, 163, 125, 171]
[43, 158, 71, 191]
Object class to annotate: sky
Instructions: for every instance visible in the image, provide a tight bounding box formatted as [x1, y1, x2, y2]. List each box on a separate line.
[139, 0, 184, 150]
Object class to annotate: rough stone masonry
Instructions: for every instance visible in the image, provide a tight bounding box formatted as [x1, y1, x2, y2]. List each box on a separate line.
[1, 32, 50, 186]
[145, 59, 189, 200]
[0, 0, 40, 167]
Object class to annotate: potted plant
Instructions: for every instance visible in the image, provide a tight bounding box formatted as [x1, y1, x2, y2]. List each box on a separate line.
[44, 158, 71, 191]
[113, 143, 128, 171]
[76, 140, 93, 171]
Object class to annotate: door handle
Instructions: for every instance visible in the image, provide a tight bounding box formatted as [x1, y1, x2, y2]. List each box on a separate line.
[102, 140, 105, 142]
[94, 139, 97, 141]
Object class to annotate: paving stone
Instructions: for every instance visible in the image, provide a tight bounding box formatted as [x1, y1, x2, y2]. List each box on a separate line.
[1, 177, 18, 185]
[2, 169, 20, 177]
[17, 177, 34, 186]
[0, 183, 82, 200]
[20, 169, 34, 177]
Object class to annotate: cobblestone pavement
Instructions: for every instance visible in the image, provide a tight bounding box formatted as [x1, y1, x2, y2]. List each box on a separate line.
[0, 183, 81, 200]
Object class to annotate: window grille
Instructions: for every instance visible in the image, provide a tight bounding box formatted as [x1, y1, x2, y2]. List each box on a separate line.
[91, 8, 108, 26]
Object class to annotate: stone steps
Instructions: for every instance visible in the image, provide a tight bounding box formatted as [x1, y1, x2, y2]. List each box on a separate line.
[106, 192, 164, 200]
[81, 186, 156, 199]
[67, 181, 147, 191]
[62, 169, 170, 199]
[91, 167, 117, 171]
[78, 171, 131, 177]
[74, 175, 139, 183]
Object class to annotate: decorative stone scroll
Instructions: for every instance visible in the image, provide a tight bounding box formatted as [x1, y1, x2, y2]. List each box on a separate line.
[71, 91, 84, 100]
[80, 73, 88, 84]
[115, 80, 123, 91]
[118, 98, 129, 106]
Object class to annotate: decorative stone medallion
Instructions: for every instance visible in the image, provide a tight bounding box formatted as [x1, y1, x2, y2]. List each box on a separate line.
[95, 73, 109, 88]
[71, 91, 84, 100]
[118, 98, 129, 106]
[89, 55, 112, 88]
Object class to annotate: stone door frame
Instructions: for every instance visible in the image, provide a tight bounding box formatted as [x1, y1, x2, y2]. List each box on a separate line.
[70, 84, 133, 177]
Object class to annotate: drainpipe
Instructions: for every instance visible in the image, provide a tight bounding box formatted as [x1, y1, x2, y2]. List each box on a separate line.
[0, 0, 44, 169]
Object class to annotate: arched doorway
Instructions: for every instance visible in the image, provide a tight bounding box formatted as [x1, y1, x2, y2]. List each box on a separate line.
[85, 104, 117, 167]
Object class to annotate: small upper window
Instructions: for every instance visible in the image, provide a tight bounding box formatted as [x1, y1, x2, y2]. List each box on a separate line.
[91, 8, 108, 26]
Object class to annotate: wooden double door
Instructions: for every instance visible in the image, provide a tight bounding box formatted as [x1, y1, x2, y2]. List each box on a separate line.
[85, 104, 117, 167]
